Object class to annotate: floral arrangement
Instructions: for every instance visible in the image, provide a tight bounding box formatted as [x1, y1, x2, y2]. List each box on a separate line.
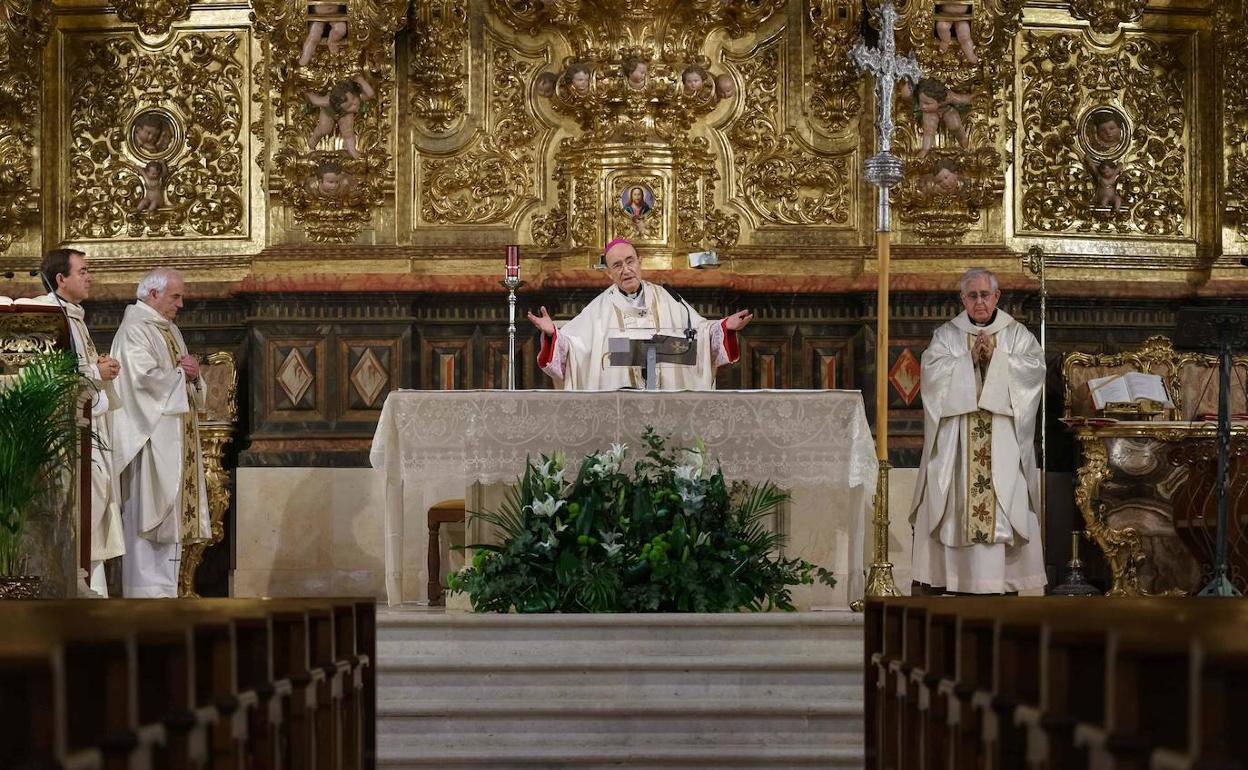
[449, 428, 835, 613]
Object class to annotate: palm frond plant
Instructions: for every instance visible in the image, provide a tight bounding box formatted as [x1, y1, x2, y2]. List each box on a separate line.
[449, 427, 835, 613]
[0, 351, 84, 577]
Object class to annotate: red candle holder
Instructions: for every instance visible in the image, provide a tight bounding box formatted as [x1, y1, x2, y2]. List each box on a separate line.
[505, 245, 520, 279]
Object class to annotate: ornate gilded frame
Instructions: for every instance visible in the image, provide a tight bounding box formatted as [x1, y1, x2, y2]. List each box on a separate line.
[178, 351, 237, 597]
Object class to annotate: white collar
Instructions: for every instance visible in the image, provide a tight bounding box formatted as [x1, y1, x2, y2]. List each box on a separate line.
[951, 308, 1014, 335]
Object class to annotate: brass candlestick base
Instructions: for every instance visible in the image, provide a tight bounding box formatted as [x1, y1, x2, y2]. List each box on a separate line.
[852, 462, 900, 611]
[1050, 530, 1101, 597]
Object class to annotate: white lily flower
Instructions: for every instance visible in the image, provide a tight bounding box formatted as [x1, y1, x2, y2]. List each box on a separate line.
[531, 495, 566, 518]
[608, 442, 627, 464]
[679, 444, 705, 479]
[591, 454, 620, 477]
[553, 518, 570, 533]
[602, 541, 624, 557]
[674, 464, 700, 484]
[539, 531, 559, 551]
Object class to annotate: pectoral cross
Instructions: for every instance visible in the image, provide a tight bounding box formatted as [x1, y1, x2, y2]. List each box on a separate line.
[848, 1, 922, 607]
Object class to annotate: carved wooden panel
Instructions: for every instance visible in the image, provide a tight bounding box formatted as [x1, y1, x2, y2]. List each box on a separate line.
[802, 336, 853, 390]
[339, 338, 402, 418]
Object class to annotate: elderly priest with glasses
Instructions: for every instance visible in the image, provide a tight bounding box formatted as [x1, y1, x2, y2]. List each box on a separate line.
[526, 239, 753, 390]
[908, 267, 1047, 596]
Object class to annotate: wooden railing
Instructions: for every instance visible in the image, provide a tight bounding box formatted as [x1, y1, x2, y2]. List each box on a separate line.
[864, 597, 1248, 770]
[0, 598, 375, 770]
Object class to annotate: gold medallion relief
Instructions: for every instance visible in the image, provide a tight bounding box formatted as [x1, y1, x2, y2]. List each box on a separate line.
[1017, 30, 1190, 238]
[64, 32, 247, 240]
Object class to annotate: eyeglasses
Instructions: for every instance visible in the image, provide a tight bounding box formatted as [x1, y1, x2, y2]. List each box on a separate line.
[606, 255, 640, 273]
[961, 291, 996, 301]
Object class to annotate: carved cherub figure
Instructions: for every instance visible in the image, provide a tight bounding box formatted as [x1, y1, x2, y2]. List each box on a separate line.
[134, 160, 167, 212]
[564, 63, 591, 93]
[902, 78, 972, 157]
[1088, 112, 1126, 154]
[623, 57, 648, 90]
[715, 73, 736, 100]
[1086, 157, 1123, 211]
[315, 160, 348, 198]
[935, 3, 978, 64]
[298, 3, 348, 67]
[534, 72, 558, 98]
[917, 158, 963, 198]
[682, 66, 709, 96]
[307, 75, 374, 159]
[132, 113, 171, 155]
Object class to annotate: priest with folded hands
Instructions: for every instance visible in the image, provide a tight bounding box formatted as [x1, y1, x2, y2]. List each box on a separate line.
[110, 268, 211, 598]
[526, 239, 752, 390]
[909, 267, 1047, 595]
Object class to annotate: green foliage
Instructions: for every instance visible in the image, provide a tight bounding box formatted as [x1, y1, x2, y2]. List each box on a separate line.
[0, 351, 84, 576]
[449, 428, 836, 613]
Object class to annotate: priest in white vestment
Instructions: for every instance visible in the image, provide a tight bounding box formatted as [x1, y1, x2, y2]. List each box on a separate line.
[110, 268, 210, 598]
[909, 268, 1048, 594]
[35, 248, 124, 597]
[527, 239, 753, 389]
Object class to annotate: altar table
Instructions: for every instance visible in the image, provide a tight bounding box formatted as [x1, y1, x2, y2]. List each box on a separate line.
[369, 390, 878, 607]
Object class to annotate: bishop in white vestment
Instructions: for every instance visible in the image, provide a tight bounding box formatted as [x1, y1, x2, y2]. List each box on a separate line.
[909, 268, 1048, 594]
[527, 239, 752, 390]
[35, 249, 125, 596]
[110, 268, 210, 598]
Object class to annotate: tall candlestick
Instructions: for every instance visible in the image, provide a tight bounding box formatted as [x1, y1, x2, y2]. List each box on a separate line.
[502, 246, 524, 390]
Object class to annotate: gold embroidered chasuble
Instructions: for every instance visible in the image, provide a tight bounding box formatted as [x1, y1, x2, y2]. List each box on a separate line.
[965, 331, 998, 546]
[155, 323, 203, 543]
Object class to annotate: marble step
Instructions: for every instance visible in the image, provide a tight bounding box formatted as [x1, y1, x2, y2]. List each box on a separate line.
[377, 653, 862, 704]
[376, 610, 863, 658]
[376, 697, 863, 749]
[376, 744, 866, 768]
[374, 610, 865, 768]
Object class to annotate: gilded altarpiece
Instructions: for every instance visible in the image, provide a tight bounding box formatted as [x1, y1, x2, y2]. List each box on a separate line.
[47, 6, 263, 268]
[252, 0, 407, 244]
[410, 18, 553, 237]
[1011, 9, 1214, 271]
[885, 0, 1024, 244]
[412, 0, 866, 259]
[0, 1, 48, 256]
[1221, 0, 1248, 256]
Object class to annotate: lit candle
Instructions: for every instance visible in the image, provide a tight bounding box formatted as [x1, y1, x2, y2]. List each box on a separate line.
[506, 245, 520, 279]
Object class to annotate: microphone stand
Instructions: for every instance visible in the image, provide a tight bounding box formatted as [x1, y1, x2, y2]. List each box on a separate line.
[663, 284, 696, 342]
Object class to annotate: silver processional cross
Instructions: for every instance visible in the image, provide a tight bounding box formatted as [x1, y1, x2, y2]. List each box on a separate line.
[850, 1, 923, 227]
[849, 1, 923, 606]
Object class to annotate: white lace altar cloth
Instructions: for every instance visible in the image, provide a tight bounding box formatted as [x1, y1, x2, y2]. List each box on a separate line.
[370, 389, 878, 607]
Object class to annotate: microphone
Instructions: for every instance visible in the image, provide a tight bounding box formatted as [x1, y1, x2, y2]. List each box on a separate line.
[662, 284, 696, 342]
[1, 269, 38, 279]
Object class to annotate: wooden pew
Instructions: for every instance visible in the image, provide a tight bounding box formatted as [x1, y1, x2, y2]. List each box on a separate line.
[0, 598, 375, 770]
[865, 598, 1248, 770]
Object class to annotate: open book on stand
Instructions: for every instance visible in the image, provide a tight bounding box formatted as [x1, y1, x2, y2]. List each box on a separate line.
[1087, 372, 1173, 414]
